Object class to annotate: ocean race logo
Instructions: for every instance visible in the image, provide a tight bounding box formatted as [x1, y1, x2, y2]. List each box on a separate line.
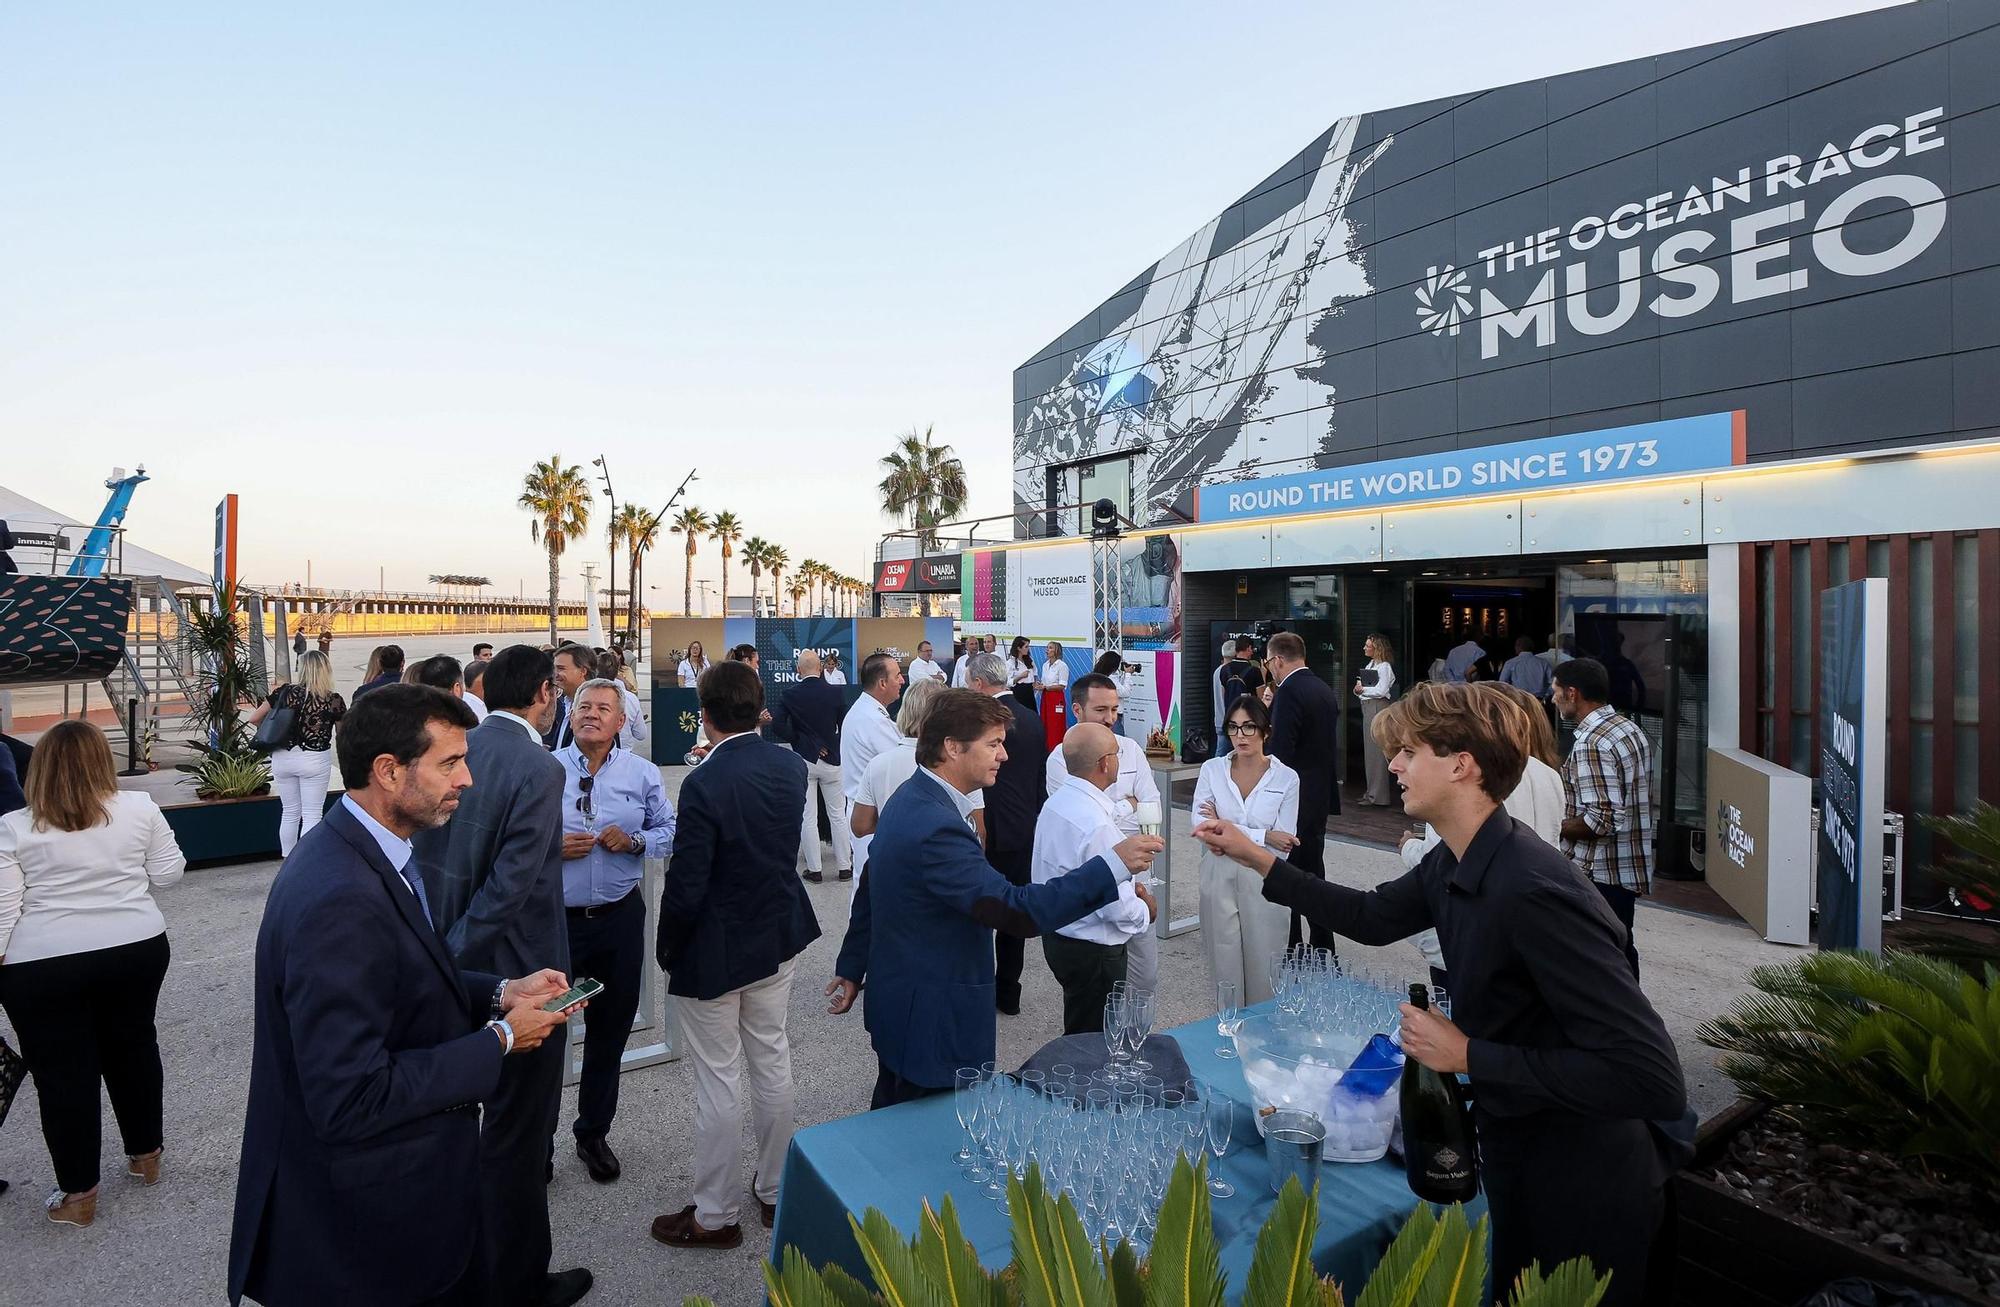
[1423, 108, 1949, 358]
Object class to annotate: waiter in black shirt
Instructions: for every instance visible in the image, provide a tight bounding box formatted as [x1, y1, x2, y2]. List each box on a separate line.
[1263, 631, 1341, 951]
[1194, 681, 1684, 1305]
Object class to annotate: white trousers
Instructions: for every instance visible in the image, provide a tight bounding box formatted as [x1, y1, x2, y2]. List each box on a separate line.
[1198, 851, 1290, 1006]
[1124, 917, 1159, 998]
[674, 958, 797, 1228]
[270, 746, 334, 856]
[798, 759, 851, 874]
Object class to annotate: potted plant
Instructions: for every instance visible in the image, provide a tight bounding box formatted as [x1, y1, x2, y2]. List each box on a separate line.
[161, 581, 282, 862]
[693, 1157, 1608, 1306]
[1687, 951, 2000, 1304]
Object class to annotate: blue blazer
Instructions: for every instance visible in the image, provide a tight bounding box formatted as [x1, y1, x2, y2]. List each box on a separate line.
[657, 733, 821, 1000]
[833, 769, 1120, 1089]
[229, 802, 505, 1307]
[770, 674, 845, 766]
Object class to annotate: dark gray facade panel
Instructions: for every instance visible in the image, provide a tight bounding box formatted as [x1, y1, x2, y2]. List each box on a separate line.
[1015, 0, 2000, 532]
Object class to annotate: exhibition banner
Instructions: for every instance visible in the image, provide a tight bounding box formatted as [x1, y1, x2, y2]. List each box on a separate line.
[875, 553, 963, 594]
[650, 618, 727, 682]
[1816, 578, 1887, 953]
[757, 617, 856, 719]
[1016, 541, 1093, 643]
[1115, 650, 1182, 755]
[1194, 411, 1744, 524]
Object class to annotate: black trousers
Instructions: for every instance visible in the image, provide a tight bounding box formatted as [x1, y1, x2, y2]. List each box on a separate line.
[1482, 1113, 1666, 1307]
[869, 1060, 948, 1111]
[0, 933, 170, 1194]
[1284, 799, 1338, 954]
[1593, 880, 1642, 979]
[1040, 933, 1127, 1035]
[563, 888, 645, 1141]
[990, 845, 1032, 1008]
[479, 1032, 565, 1304]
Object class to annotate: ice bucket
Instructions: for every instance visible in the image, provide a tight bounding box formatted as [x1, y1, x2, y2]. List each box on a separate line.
[1263, 1108, 1327, 1193]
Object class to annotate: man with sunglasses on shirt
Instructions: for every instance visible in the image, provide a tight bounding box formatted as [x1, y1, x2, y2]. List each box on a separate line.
[556, 678, 677, 1185]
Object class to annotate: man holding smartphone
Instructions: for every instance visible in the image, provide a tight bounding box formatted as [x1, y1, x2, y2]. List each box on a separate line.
[229, 685, 580, 1307]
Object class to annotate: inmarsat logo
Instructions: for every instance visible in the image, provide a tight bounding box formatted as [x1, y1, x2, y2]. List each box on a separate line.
[1416, 265, 1474, 336]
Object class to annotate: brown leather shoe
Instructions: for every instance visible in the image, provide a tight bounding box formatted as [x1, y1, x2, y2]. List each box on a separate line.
[651, 1204, 743, 1249]
[45, 1187, 98, 1227]
[127, 1149, 162, 1186]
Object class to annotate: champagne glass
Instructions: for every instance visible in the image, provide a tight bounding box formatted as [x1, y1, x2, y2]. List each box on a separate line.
[1214, 981, 1240, 1058]
[1204, 1095, 1236, 1198]
[954, 1067, 982, 1168]
[1102, 994, 1128, 1081]
[1134, 799, 1164, 838]
[1125, 990, 1156, 1072]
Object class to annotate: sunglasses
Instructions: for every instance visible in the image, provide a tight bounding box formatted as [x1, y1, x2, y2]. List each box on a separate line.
[575, 773, 594, 819]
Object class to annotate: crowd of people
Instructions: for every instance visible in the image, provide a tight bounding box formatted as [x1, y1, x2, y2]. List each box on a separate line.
[0, 616, 1677, 1305]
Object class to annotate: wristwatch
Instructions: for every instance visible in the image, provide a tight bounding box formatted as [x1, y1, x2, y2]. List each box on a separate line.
[490, 978, 509, 1018]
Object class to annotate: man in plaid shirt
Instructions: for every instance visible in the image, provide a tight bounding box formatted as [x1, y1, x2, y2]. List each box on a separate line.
[1553, 657, 1653, 977]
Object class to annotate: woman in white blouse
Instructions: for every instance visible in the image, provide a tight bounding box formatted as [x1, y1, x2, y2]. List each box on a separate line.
[0, 721, 186, 1228]
[1352, 633, 1399, 806]
[1193, 696, 1299, 1005]
[675, 640, 710, 688]
[1007, 636, 1035, 708]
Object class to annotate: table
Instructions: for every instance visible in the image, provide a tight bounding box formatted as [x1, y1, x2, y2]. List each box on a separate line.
[768, 1010, 1486, 1301]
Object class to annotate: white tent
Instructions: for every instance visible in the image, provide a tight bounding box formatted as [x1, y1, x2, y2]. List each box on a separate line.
[0, 481, 210, 586]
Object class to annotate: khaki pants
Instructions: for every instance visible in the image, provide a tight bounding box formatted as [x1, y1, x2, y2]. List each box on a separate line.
[1360, 698, 1395, 804]
[798, 759, 851, 874]
[673, 958, 798, 1228]
[1199, 852, 1289, 1006]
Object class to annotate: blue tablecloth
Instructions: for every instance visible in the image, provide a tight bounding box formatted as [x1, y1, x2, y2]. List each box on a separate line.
[768, 1009, 1487, 1301]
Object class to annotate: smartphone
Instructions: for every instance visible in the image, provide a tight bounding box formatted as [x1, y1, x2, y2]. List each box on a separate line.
[541, 977, 605, 1012]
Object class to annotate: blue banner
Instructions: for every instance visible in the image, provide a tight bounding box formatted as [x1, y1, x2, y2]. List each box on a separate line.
[1194, 412, 1742, 523]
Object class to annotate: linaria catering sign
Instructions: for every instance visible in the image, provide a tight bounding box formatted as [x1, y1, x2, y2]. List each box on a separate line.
[1437, 109, 1947, 360]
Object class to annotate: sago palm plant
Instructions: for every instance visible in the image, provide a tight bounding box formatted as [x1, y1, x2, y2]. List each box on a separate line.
[691, 1156, 1606, 1307]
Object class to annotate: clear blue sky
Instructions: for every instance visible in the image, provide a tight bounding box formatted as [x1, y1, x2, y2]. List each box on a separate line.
[0, 1, 1884, 601]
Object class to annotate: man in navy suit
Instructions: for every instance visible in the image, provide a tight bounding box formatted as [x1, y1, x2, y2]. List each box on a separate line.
[1265, 630, 1342, 952]
[963, 652, 1048, 1015]
[228, 685, 577, 1307]
[828, 689, 1162, 1108]
[770, 650, 851, 881]
[651, 660, 821, 1248]
[543, 645, 591, 750]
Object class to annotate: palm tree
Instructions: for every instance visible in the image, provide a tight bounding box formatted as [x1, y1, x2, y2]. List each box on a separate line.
[741, 536, 771, 616]
[519, 456, 592, 644]
[619, 505, 661, 642]
[804, 560, 828, 615]
[787, 575, 808, 618]
[878, 425, 966, 615]
[669, 506, 709, 616]
[767, 544, 789, 615]
[710, 511, 744, 615]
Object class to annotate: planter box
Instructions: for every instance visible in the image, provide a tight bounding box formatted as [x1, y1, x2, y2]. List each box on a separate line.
[161, 794, 282, 865]
[1674, 1100, 1999, 1306]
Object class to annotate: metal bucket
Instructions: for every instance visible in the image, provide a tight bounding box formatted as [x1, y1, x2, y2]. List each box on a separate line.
[1263, 1108, 1327, 1194]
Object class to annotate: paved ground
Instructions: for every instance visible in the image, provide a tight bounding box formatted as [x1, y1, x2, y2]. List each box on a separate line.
[0, 775, 1797, 1306]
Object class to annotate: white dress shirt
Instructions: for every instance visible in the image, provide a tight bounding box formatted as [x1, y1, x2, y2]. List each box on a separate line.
[1009, 656, 1034, 687]
[1192, 755, 1300, 851]
[839, 694, 903, 803]
[857, 738, 982, 816]
[908, 657, 946, 683]
[676, 658, 708, 686]
[487, 708, 544, 744]
[0, 791, 186, 965]
[1043, 732, 1159, 836]
[1038, 658, 1070, 691]
[462, 689, 489, 722]
[825, 668, 846, 685]
[1031, 776, 1149, 944]
[951, 657, 971, 688]
[917, 766, 980, 832]
[617, 684, 649, 749]
[1357, 659, 1397, 701]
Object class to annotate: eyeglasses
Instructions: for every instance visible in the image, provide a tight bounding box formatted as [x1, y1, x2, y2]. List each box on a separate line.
[1224, 722, 1262, 736]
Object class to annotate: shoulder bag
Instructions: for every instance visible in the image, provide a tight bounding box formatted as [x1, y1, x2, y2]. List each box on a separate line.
[252, 685, 300, 753]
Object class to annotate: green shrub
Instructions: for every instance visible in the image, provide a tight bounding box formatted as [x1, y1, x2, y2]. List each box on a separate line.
[688, 1155, 1607, 1307]
[1698, 950, 2000, 1190]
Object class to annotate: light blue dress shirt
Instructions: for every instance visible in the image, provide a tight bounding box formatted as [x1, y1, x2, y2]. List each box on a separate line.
[340, 793, 431, 925]
[556, 743, 677, 907]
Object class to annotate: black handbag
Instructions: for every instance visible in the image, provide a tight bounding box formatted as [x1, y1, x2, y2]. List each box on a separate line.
[0, 1032, 25, 1130]
[252, 686, 299, 753]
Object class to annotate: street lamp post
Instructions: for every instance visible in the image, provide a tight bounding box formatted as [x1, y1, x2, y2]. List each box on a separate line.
[647, 467, 699, 645]
[592, 456, 618, 650]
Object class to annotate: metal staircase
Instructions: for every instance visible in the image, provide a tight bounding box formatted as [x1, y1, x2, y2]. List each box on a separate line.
[98, 577, 200, 757]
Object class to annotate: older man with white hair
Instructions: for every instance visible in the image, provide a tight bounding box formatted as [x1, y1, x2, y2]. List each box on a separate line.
[1033, 723, 1156, 1033]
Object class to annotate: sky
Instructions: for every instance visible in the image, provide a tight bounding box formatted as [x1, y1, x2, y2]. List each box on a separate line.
[0, 0, 1891, 605]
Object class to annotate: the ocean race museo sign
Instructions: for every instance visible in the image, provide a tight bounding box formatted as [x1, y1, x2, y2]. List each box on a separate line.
[1195, 411, 1741, 524]
[1434, 107, 1948, 360]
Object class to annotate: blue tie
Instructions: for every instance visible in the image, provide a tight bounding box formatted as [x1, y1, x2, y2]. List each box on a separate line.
[400, 868, 434, 928]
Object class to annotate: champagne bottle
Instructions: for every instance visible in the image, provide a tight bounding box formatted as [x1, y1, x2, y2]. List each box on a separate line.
[1399, 982, 1479, 1203]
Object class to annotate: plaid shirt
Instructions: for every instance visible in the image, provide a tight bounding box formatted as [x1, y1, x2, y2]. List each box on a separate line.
[1560, 705, 1655, 893]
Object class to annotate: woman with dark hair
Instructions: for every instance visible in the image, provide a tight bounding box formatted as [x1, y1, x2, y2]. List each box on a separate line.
[1191, 696, 1298, 1004]
[0, 721, 185, 1227]
[1007, 636, 1035, 709]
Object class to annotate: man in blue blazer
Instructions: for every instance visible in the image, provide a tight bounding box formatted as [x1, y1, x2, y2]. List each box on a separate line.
[769, 650, 851, 881]
[229, 686, 576, 1307]
[652, 660, 821, 1247]
[828, 689, 1163, 1108]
